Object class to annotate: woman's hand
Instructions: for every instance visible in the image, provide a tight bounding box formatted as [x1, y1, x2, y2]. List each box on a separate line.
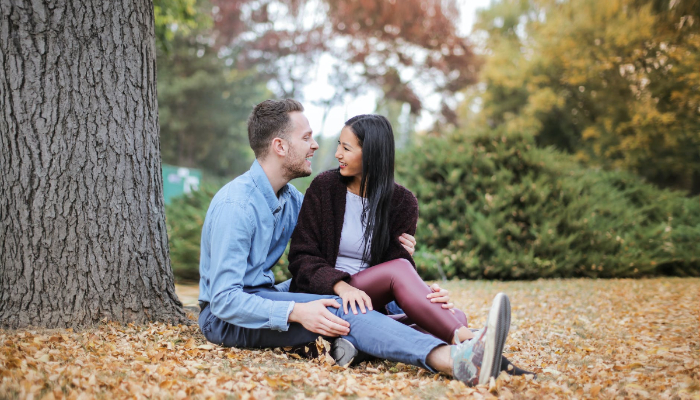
[399, 233, 417, 256]
[333, 281, 373, 315]
[427, 283, 455, 314]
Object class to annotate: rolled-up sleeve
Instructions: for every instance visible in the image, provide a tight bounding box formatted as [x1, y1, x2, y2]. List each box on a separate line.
[208, 202, 294, 331]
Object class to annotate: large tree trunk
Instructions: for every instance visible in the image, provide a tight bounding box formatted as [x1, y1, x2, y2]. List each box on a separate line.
[0, 0, 188, 328]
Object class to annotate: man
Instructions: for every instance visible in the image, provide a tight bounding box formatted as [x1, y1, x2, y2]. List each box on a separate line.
[197, 99, 513, 386]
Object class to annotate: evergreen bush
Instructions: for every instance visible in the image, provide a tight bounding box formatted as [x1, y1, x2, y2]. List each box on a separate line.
[398, 131, 700, 280]
[165, 185, 216, 282]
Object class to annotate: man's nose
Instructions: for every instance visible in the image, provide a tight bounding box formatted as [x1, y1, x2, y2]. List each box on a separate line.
[311, 138, 319, 150]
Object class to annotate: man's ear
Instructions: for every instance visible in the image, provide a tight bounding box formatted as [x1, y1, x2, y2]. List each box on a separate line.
[271, 137, 287, 157]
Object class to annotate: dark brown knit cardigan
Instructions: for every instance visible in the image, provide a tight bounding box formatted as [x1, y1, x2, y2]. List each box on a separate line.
[288, 169, 419, 295]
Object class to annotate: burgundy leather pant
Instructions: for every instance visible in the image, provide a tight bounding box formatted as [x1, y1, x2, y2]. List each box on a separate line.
[348, 258, 468, 343]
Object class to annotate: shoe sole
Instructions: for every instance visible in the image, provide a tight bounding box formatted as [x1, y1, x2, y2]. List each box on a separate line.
[478, 293, 511, 385]
[331, 337, 358, 367]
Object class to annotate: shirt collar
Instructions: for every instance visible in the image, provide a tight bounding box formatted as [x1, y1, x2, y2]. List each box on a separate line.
[250, 160, 289, 214]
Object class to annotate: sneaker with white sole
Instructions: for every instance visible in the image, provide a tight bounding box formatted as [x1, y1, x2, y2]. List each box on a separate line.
[451, 292, 511, 386]
[331, 337, 358, 367]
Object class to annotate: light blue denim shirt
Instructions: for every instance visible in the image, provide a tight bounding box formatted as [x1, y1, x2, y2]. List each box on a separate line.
[198, 160, 304, 331]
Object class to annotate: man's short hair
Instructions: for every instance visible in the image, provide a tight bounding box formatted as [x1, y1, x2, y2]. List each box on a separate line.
[247, 99, 304, 159]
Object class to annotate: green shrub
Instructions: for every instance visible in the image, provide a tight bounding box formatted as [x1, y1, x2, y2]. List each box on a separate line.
[165, 183, 293, 283]
[398, 131, 700, 280]
[165, 184, 217, 282]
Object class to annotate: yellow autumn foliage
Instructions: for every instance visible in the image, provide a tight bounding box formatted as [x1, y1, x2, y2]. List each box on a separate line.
[469, 0, 700, 191]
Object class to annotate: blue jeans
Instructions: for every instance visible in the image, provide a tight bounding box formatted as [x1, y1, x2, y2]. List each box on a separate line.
[199, 289, 445, 371]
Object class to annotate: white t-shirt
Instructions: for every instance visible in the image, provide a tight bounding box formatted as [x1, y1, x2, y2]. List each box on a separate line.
[335, 191, 371, 275]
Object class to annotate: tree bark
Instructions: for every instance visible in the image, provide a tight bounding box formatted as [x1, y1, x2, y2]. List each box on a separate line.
[0, 0, 188, 328]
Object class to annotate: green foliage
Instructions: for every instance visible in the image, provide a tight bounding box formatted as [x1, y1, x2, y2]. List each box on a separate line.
[272, 244, 293, 284]
[165, 184, 217, 282]
[156, 9, 270, 178]
[398, 130, 700, 280]
[469, 0, 700, 192]
[154, 0, 208, 52]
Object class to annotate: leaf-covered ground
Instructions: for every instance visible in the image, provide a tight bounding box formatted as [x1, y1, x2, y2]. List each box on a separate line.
[1, 278, 697, 399]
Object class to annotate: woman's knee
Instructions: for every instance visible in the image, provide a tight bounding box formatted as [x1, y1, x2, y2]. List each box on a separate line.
[379, 259, 426, 288]
[452, 308, 468, 327]
[382, 258, 416, 275]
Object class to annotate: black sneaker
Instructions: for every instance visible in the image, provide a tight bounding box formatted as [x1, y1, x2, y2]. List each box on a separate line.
[284, 342, 321, 359]
[501, 356, 536, 377]
[330, 337, 358, 367]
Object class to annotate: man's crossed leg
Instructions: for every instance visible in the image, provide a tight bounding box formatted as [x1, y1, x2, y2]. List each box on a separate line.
[199, 289, 513, 385]
[199, 290, 444, 371]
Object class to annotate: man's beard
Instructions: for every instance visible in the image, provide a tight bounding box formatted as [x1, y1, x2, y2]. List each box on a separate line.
[282, 146, 311, 180]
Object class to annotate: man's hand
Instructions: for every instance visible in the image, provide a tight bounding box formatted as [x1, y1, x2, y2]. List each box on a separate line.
[288, 299, 351, 337]
[427, 283, 455, 314]
[399, 233, 417, 256]
[333, 281, 373, 315]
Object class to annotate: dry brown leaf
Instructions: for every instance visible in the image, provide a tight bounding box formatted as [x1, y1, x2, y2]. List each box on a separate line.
[0, 278, 696, 400]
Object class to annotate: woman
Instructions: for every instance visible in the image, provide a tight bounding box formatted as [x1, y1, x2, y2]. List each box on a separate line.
[288, 114, 534, 377]
[288, 114, 476, 345]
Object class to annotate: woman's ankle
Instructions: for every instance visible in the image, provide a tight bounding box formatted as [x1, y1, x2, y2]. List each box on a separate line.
[454, 326, 474, 344]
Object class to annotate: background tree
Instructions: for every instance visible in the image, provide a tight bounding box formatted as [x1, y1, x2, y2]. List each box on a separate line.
[154, 0, 205, 51]
[156, 5, 270, 177]
[155, 0, 481, 180]
[0, 0, 187, 328]
[209, 0, 480, 125]
[469, 0, 700, 193]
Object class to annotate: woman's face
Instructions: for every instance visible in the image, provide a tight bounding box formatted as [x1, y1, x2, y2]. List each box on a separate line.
[335, 126, 363, 180]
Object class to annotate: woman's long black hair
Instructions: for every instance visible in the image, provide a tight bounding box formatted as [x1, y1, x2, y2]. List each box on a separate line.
[340, 114, 395, 267]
